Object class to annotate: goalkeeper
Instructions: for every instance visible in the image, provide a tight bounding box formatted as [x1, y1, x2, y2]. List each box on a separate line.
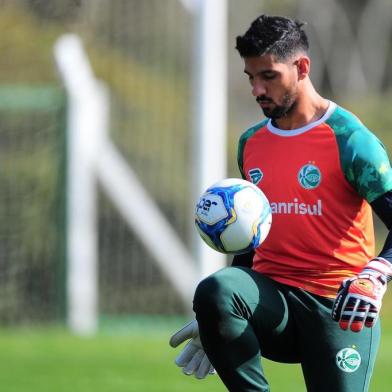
[170, 14, 392, 392]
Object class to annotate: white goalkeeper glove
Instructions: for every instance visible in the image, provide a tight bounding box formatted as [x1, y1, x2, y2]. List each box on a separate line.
[169, 319, 215, 379]
[332, 257, 392, 332]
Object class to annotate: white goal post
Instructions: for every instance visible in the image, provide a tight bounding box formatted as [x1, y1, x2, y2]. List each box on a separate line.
[53, 0, 228, 336]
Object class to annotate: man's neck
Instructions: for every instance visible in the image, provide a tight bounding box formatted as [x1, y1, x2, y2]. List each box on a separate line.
[273, 86, 330, 130]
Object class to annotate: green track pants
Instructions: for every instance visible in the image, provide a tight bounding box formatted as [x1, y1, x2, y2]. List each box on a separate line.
[193, 267, 380, 391]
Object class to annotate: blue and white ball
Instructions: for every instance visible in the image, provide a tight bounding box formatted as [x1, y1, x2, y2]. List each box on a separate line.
[195, 178, 272, 254]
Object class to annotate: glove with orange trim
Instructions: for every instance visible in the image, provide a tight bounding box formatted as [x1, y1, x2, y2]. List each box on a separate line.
[332, 257, 392, 332]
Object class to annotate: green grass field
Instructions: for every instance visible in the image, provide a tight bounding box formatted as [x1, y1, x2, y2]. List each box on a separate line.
[0, 316, 391, 392]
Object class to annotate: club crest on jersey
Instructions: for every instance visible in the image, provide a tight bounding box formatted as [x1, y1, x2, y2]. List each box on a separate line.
[336, 348, 361, 373]
[298, 164, 321, 189]
[248, 168, 263, 185]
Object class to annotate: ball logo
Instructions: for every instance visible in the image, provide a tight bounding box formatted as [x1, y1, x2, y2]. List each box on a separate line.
[298, 164, 321, 189]
[336, 348, 361, 373]
[195, 194, 228, 225]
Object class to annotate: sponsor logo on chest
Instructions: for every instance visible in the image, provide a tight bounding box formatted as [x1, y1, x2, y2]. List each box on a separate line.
[248, 168, 263, 185]
[247, 162, 323, 216]
[270, 198, 322, 216]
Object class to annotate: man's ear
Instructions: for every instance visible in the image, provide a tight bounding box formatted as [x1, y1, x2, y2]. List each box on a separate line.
[296, 56, 310, 80]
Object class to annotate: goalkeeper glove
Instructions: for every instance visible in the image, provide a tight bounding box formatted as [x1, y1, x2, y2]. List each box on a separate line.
[169, 319, 215, 379]
[332, 257, 392, 332]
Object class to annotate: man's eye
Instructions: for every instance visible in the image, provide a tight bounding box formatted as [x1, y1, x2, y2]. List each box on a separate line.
[263, 74, 276, 80]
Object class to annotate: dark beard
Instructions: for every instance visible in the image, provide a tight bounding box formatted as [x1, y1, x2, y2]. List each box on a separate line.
[258, 93, 296, 119]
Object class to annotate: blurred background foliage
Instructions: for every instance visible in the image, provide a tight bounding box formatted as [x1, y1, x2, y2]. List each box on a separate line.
[0, 0, 392, 325]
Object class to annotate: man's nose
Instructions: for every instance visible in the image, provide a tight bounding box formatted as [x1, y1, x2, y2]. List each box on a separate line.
[252, 81, 266, 97]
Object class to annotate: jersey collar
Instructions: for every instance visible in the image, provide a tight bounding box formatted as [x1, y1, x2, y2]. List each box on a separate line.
[266, 101, 337, 137]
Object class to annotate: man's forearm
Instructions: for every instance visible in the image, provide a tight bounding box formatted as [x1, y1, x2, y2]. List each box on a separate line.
[231, 250, 255, 268]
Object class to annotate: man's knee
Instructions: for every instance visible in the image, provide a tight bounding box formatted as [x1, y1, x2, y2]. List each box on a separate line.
[193, 267, 246, 317]
[194, 271, 228, 311]
[193, 268, 262, 351]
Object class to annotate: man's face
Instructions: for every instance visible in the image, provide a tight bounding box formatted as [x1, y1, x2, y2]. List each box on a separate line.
[243, 54, 300, 119]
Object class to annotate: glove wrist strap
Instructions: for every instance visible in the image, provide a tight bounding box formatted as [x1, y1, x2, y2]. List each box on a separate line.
[362, 257, 392, 283]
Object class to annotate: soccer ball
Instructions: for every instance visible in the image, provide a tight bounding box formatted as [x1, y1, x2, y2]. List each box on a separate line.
[194, 178, 272, 254]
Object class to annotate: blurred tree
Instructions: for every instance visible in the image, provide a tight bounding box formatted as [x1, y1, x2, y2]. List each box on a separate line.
[26, 0, 82, 21]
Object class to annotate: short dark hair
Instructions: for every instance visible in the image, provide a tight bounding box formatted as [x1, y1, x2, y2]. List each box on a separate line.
[236, 15, 309, 60]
